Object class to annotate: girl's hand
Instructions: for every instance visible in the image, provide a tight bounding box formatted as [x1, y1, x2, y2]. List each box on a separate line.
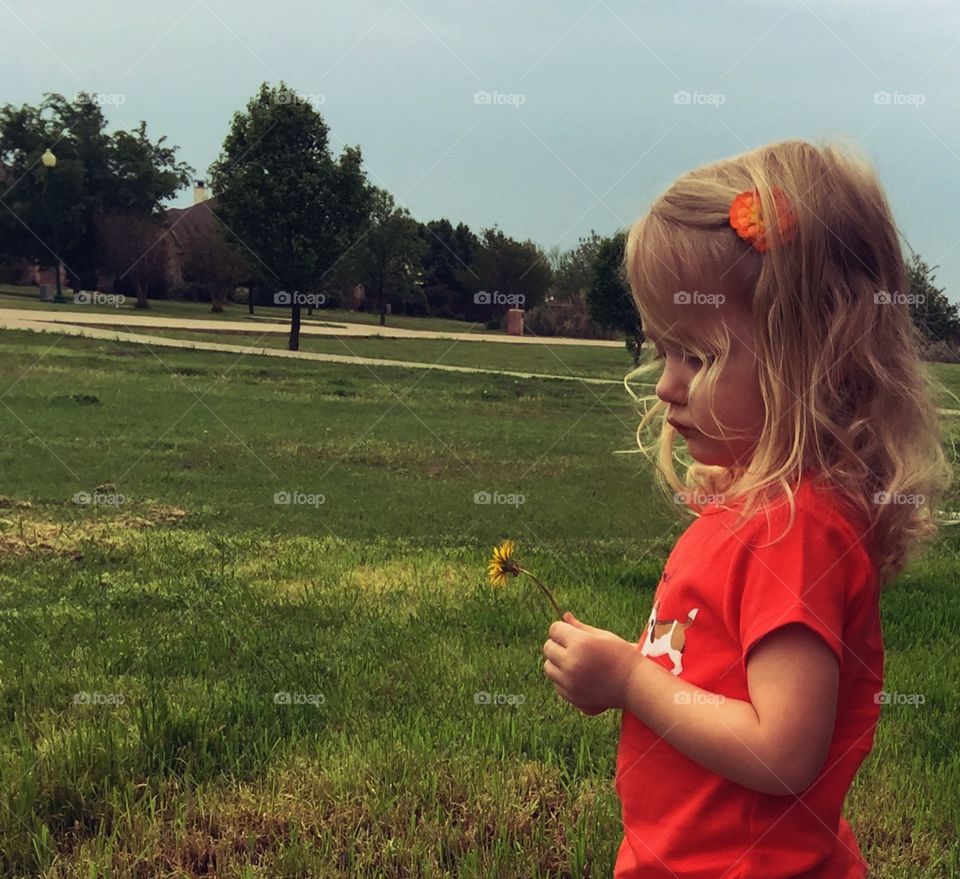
[542, 611, 639, 715]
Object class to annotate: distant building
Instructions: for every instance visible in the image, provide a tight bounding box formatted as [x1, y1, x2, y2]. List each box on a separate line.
[164, 184, 219, 288]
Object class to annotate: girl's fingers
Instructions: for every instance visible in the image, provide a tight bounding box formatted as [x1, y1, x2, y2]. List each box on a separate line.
[543, 658, 561, 683]
[548, 621, 572, 646]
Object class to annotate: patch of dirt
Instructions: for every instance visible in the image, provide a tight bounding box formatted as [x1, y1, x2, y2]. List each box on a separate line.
[0, 500, 188, 558]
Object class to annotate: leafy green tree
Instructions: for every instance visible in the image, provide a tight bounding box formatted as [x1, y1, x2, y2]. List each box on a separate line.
[455, 226, 552, 322]
[95, 210, 169, 308]
[586, 230, 644, 362]
[350, 187, 425, 326]
[417, 218, 478, 318]
[553, 230, 606, 301]
[906, 252, 960, 348]
[179, 217, 253, 313]
[208, 82, 370, 351]
[0, 92, 191, 293]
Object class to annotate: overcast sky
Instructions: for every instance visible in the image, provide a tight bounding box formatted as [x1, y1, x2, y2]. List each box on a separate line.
[2, 0, 958, 299]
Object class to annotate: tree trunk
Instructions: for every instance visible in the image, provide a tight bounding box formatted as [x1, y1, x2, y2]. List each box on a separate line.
[248, 284, 255, 315]
[627, 322, 645, 366]
[289, 302, 301, 351]
[135, 279, 149, 309]
[378, 287, 386, 326]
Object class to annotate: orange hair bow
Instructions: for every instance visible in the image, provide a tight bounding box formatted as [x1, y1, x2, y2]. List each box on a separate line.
[729, 186, 797, 252]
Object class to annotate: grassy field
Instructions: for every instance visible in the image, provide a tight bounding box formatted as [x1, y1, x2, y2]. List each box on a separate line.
[0, 327, 958, 877]
[68, 325, 632, 381]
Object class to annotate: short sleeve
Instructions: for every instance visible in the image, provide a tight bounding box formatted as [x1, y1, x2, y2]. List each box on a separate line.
[729, 501, 870, 674]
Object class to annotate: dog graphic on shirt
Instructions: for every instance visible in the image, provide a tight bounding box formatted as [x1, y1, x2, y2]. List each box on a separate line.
[640, 601, 699, 675]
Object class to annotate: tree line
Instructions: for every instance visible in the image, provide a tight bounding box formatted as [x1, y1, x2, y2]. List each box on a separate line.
[1, 84, 957, 358]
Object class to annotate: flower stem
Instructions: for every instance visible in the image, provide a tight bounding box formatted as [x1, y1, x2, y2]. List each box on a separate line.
[518, 567, 562, 618]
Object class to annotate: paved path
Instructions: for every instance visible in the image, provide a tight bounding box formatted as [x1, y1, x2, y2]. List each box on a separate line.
[0, 311, 628, 386]
[0, 307, 625, 347]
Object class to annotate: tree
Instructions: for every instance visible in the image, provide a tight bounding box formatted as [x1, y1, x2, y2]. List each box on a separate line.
[544, 243, 564, 275]
[454, 226, 553, 323]
[553, 230, 606, 301]
[179, 216, 252, 312]
[587, 230, 644, 362]
[208, 82, 371, 351]
[417, 218, 478, 318]
[0, 92, 191, 292]
[906, 252, 960, 348]
[352, 187, 426, 326]
[95, 210, 169, 308]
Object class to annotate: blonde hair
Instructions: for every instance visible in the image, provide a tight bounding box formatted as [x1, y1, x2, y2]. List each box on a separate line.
[621, 137, 954, 587]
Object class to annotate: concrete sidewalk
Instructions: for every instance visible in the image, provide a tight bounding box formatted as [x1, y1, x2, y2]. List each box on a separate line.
[0, 307, 625, 347]
[0, 312, 628, 386]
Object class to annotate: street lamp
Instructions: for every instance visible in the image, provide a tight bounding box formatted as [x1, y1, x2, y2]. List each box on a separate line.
[41, 148, 65, 302]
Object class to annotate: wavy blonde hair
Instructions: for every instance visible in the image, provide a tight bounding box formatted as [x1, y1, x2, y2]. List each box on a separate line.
[621, 137, 954, 586]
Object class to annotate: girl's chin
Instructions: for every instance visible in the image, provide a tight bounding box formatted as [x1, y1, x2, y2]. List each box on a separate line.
[682, 436, 728, 466]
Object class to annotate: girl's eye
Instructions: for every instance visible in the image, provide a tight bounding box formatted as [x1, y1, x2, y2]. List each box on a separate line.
[652, 349, 715, 367]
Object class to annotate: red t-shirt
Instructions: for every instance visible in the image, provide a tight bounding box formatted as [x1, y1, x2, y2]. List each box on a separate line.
[615, 478, 884, 878]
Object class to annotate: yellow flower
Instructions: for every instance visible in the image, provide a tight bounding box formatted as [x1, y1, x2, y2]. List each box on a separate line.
[487, 539, 562, 618]
[488, 539, 521, 586]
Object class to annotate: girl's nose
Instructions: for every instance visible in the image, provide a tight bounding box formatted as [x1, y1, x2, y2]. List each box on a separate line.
[655, 360, 688, 408]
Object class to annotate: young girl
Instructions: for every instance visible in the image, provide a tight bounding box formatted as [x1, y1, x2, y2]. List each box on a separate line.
[542, 138, 953, 878]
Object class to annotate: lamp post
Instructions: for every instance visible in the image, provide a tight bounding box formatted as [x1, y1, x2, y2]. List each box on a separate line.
[41, 148, 66, 303]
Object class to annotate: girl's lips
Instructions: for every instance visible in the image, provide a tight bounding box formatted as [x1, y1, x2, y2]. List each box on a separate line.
[668, 419, 696, 433]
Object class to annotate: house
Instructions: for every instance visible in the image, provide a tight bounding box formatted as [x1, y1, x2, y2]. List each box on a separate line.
[164, 181, 218, 288]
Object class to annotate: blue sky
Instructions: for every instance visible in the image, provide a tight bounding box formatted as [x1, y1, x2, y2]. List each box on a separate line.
[2, 0, 958, 299]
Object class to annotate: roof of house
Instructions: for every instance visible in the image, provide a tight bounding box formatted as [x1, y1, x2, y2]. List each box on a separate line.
[165, 196, 219, 251]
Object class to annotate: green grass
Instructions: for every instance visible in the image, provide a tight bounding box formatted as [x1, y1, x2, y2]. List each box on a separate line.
[0, 327, 958, 877]
[76, 324, 633, 381]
